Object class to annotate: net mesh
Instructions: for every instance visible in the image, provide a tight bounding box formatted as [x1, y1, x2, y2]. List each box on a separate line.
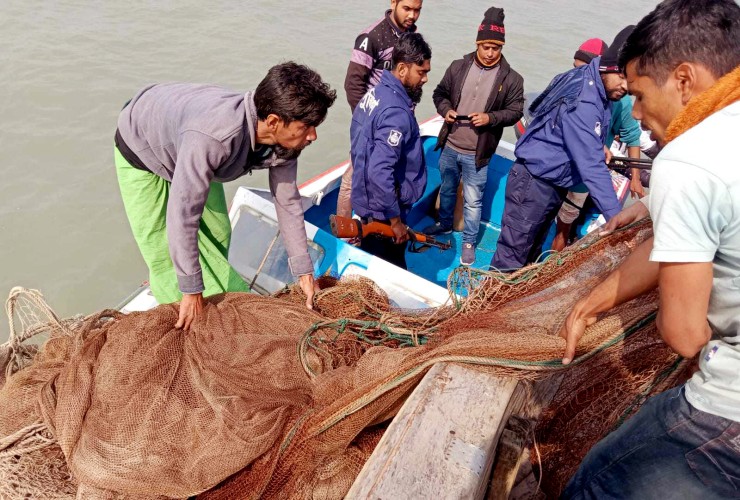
[0, 220, 687, 499]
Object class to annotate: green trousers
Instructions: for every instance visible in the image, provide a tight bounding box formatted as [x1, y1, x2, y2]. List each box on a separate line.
[115, 147, 249, 304]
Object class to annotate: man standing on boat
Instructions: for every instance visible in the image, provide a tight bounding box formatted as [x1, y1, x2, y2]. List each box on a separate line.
[551, 37, 646, 252]
[560, 0, 740, 497]
[489, 27, 634, 271]
[350, 33, 431, 269]
[337, 0, 423, 219]
[114, 62, 337, 329]
[424, 6, 524, 266]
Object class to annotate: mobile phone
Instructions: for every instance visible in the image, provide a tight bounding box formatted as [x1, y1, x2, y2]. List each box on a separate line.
[454, 115, 471, 121]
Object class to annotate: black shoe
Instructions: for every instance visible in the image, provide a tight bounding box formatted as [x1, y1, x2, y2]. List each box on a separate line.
[422, 221, 452, 235]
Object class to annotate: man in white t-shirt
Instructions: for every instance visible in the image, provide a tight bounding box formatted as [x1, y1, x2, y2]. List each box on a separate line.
[559, 0, 740, 498]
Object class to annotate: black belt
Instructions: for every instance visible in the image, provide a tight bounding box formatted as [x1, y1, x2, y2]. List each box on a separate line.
[114, 128, 153, 174]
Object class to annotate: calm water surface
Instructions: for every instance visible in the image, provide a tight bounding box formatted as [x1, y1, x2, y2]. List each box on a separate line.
[0, 0, 655, 341]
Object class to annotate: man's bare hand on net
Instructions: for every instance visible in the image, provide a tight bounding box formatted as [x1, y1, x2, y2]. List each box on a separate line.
[601, 199, 650, 234]
[559, 302, 598, 365]
[299, 274, 320, 310]
[176, 292, 204, 330]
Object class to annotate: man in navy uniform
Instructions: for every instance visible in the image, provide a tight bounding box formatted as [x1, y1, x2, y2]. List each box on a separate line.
[350, 33, 431, 269]
[337, 0, 424, 218]
[490, 27, 634, 271]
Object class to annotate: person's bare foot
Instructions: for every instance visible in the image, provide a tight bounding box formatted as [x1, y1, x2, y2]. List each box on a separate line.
[552, 232, 567, 252]
[552, 219, 572, 252]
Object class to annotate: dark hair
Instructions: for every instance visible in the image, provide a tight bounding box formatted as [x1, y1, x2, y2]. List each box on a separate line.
[392, 32, 432, 68]
[619, 0, 740, 84]
[254, 62, 337, 126]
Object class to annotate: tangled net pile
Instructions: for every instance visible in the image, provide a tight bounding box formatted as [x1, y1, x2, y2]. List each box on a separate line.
[0, 219, 690, 499]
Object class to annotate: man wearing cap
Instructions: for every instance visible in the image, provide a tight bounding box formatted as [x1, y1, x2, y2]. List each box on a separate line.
[337, 0, 423, 219]
[552, 38, 647, 252]
[424, 6, 524, 266]
[489, 27, 634, 271]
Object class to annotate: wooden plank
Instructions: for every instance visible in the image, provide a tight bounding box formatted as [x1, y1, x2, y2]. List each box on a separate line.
[502, 374, 566, 500]
[516, 375, 565, 421]
[488, 418, 529, 500]
[347, 362, 526, 500]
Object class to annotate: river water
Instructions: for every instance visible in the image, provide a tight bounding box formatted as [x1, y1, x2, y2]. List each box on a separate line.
[0, 0, 655, 341]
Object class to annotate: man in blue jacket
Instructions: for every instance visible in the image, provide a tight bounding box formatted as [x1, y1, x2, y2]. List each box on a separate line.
[490, 27, 633, 271]
[350, 32, 431, 269]
[552, 36, 645, 252]
[337, 0, 424, 219]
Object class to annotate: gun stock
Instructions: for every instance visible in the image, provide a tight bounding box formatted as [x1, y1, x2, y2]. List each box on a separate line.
[329, 214, 363, 238]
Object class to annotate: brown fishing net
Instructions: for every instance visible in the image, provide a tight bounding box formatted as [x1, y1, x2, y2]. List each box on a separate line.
[0, 219, 687, 499]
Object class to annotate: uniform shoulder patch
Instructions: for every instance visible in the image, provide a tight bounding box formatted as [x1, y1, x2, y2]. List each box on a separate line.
[594, 121, 602, 137]
[388, 130, 403, 147]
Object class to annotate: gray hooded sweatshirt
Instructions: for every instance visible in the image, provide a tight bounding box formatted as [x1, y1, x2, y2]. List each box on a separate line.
[116, 83, 312, 294]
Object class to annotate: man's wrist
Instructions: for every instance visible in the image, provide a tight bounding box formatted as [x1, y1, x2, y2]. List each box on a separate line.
[288, 254, 314, 277]
[572, 295, 601, 323]
[177, 271, 205, 295]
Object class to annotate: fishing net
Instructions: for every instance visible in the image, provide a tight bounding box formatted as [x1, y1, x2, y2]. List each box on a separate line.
[0, 219, 688, 499]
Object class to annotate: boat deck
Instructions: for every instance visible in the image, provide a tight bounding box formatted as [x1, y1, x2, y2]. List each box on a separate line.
[410, 217, 502, 285]
[303, 138, 518, 290]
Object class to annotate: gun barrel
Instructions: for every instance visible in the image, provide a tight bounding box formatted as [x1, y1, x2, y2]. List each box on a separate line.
[608, 156, 653, 170]
[409, 230, 452, 250]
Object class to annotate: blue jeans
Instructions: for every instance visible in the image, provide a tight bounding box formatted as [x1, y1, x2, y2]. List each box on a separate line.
[438, 147, 488, 245]
[562, 386, 740, 499]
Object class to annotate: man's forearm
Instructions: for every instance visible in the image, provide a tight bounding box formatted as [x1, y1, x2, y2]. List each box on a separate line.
[269, 161, 313, 276]
[574, 237, 659, 318]
[344, 62, 371, 110]
[432, 76, 453, 117]
[487, 101, 524, 127]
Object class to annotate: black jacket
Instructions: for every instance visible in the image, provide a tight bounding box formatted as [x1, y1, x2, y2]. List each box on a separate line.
[432, 53, 524, 167]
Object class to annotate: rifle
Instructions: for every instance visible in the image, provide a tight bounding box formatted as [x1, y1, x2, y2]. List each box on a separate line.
[608, 156, 653, 170]
[329, 215, 452, 251]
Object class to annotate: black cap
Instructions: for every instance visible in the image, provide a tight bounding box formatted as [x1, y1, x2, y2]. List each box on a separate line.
[477, 7, 505, 45]
[600, 25, 635, 73]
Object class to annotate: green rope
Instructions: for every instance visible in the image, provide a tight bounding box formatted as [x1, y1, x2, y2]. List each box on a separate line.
[451, 218, 650, 296]
[314, 311, 658, 435]
[298, 319, 431, 377]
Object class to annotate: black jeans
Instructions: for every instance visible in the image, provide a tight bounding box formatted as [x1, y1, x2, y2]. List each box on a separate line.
[360, 233, 407, 269]
[490, 161, 567, 271]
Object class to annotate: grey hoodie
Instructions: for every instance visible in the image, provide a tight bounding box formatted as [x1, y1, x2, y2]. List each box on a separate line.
[116, 83, 312, 294]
